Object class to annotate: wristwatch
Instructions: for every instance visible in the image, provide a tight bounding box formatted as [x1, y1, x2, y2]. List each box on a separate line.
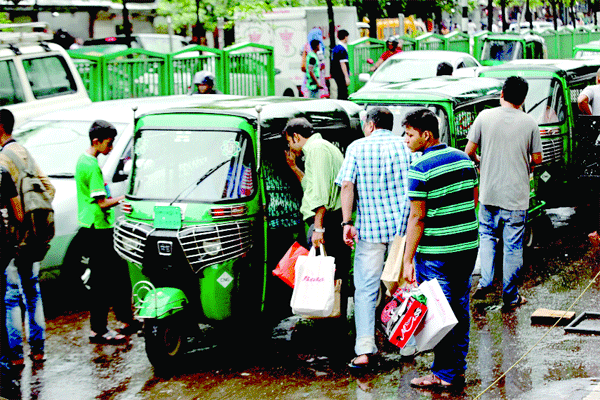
[341, 221, 353, 227]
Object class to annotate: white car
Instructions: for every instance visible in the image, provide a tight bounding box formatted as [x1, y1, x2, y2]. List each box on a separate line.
[13, 94, 240, 282]
[356, 50, 482, 93]
[1, 22, 90, 128]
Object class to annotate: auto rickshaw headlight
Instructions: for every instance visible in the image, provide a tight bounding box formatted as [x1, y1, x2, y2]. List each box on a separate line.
[122, 236, 143, 253]
[202, 238, 222, 256]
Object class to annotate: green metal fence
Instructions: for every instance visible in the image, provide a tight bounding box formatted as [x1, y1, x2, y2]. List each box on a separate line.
[68, 43, 275, 101]
[415, 33, 447, 50]
[347, 37, 385, 93]
[223, 43, 275, 96]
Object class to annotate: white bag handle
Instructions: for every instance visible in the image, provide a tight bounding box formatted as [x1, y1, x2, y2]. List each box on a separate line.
[307, 244, 327, 257]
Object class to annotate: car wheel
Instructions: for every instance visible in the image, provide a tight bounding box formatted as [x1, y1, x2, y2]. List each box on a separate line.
[283, 88, 295, 97]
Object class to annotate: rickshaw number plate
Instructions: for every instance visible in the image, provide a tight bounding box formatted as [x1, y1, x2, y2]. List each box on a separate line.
[154, 206, 182, 229]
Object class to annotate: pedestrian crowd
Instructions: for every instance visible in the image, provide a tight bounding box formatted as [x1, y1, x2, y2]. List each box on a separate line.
[0, 74, 542, 395]
[282, 74, 541, 390]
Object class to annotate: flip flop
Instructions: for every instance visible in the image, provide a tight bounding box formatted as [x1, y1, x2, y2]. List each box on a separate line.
[410, 374, 454, 390]
[348, 355, 373, 370]
[505, 294, 528, 309]
[89, 329, 127, 344]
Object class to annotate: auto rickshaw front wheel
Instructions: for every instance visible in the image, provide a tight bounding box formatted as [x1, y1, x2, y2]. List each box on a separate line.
[144, 316, 189, 369]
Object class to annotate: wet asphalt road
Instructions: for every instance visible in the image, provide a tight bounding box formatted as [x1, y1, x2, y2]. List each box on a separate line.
[7, 206, 600, 400]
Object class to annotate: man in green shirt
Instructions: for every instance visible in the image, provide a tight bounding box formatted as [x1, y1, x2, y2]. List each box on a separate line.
[283, 117, 350, 331]
[75, 120, 140, 344]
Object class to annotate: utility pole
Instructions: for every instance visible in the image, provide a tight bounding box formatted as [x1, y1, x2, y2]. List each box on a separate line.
[461, 0, 468, 32]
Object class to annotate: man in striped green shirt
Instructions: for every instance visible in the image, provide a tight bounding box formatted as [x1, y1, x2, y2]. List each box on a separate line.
[402, 109, 478, 390]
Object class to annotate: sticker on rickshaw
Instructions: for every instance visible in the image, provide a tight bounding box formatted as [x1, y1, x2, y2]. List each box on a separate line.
[222, 139, 242, 158]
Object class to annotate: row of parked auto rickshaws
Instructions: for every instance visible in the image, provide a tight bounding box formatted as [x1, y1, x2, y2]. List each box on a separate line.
[111, 59, 600, 370]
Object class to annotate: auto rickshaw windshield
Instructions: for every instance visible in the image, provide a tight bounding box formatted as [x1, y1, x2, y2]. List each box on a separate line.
[483, 40, 522, 62]
[131, 129, 255, 202]
[523, 77, 565, 125]
[365, 104, 451, 145]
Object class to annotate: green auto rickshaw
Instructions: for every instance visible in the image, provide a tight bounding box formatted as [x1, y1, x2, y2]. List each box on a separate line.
[113, 97, 363, 369]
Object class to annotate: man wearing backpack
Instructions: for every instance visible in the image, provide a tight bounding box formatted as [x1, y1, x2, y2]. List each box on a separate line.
[0, 108, 55, 366]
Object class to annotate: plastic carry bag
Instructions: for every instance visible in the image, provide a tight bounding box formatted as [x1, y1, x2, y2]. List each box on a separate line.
[413, 278, 458, 351]
[290, 245, 336, 317]
[273, 241, 309, 288]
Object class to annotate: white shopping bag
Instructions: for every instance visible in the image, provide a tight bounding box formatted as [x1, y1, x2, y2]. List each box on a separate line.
[413, 278, 458, 352]
[290, 245, 336, 317]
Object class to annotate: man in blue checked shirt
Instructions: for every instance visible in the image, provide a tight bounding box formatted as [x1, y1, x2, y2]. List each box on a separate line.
[335, 106, 414, 369]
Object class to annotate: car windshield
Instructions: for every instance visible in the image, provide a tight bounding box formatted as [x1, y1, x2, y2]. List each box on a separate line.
[482, 40, 523, 61]
[131, 129, 255, 202]
[365, 104, 450, 145]
[523, 78, 565, 125]
[575, 50, 600, 59]
[13, 120, 128, 177]
[371, 58, 443, 83]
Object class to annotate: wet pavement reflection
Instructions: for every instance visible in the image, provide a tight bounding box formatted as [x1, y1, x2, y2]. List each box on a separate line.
[6, 207, 600, 399]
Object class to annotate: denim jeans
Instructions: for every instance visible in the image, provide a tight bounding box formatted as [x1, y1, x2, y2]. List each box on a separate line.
[4, 259, 45, 361]
[478, 204, 527, 305]
[353, 240, 392, 356]
[415, 250, 476, 384]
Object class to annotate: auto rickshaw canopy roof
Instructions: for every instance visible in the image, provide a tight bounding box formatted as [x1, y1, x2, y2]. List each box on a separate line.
[135, 96, 363, 142]
[480, 59, 600, 84]
[349, 76, 504, 105]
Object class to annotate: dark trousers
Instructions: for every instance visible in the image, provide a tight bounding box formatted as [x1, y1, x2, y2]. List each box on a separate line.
[79, 227, 134, 334]
[333, 77, 349, 100]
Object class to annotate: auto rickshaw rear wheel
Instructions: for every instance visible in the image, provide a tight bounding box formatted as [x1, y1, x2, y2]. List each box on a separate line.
[144, 315, 188, 368]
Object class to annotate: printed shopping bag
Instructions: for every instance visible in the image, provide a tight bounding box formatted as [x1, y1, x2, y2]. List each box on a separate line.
[380, 285, 412, 328]
[413, 278, 458, 352]
[273, 242, 309, 288]
[381, 235, 408, 296]
[290, 245, 336, 317]
[382, 288, 428, 349]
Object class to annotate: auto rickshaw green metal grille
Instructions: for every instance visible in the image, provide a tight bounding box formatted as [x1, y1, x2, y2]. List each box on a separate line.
[177, 220, 253, 274]
[114, 217, 154, 265]
[541, 137, 564, 164]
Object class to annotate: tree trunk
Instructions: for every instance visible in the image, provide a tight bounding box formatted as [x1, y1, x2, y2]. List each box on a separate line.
[552, 0, 558, 30]
[326, 0, 336, 48]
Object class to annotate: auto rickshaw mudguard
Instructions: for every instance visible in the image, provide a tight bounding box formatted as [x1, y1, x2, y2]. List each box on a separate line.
[135, 285, 188, 320]
[200, 259, 235, 321]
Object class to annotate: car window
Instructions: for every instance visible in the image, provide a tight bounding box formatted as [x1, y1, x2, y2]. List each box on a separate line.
[483, 41, 522, 62]
[372, 58, 442, 83]
[0, 60, 26, 106]
[456, 61, 466, 69]
[23, 56, 77, 99]
[462, 57, 479, 68]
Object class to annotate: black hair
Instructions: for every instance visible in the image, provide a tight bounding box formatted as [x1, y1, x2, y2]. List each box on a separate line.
[0, 109, 15, 135]
[89, 120, 117, 144]
[310, 39, 320, 51]
[283, 117, 314, 139]
[436, 61, 453, 76]
[365, 107, 394, 131]
[337, 29, 349, 40]
[502, 76, 529, 106]
[402, 108, 440, 139]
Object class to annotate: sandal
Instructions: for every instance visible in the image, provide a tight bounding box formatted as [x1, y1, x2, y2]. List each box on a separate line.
[348, 354, 374, 370]
[506, 294, 528, 309]
[89, 329, 127, 344]
[30, 352, 45, 362]
[410, 374, 453, 390]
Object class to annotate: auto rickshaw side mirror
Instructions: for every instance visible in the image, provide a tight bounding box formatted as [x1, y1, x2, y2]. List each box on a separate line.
[113, 158, 133, 183]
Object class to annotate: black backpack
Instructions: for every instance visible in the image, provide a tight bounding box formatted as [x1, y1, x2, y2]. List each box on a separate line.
[2, 147, 55, 263]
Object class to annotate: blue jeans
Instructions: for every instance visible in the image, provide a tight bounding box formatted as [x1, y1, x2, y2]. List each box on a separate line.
[353, 240, 392, 356]
[478, 204, 527, 305]
[4, 259, 45, 361]
[416, 250, 476, 384]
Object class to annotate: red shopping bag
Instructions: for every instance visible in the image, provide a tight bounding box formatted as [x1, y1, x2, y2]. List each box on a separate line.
[272, 242, 309, 288]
